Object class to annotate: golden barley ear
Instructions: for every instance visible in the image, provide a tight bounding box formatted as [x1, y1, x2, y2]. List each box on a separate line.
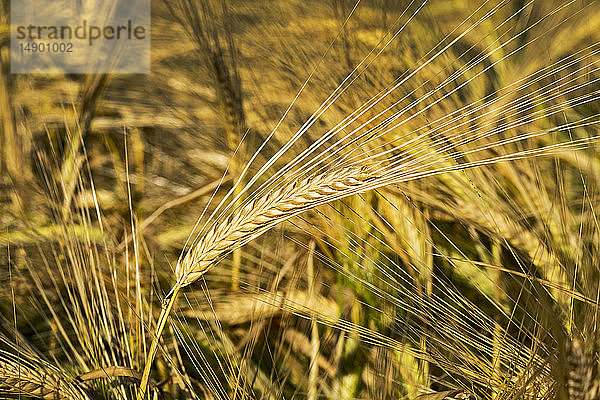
[566, 337, 600, 400]
[0, 352, 90, 400]
[176, 166, 372, 286]
[138, 166, 373, 399]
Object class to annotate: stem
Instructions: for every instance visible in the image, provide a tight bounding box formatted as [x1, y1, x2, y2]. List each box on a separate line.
[137, 284, 181, 400]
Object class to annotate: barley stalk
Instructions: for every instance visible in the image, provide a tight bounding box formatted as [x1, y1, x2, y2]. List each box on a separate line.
[137, 165, 370, 399]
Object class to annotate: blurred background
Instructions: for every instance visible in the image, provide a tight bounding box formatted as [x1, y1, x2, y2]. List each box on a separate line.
[1, 0, 600, 399]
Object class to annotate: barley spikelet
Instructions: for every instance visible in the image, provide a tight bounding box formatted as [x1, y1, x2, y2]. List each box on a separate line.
[176, 166, 371, 286]
[566, 338, 599, 400]
[0, 353, 89, 400]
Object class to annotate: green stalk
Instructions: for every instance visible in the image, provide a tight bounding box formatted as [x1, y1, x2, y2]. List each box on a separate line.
[137, 284, 181, 400]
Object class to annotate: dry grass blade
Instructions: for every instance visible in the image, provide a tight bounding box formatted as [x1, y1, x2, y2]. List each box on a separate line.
[0, 352, 90, 400]
[78, 365, 142, 382]
[176, 166, 371, 286]
[77, 366, 161, 393]
[413, 390, 465, 399]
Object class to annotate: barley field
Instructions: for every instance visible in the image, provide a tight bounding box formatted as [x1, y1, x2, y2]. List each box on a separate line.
[1, 0, 600, 399]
